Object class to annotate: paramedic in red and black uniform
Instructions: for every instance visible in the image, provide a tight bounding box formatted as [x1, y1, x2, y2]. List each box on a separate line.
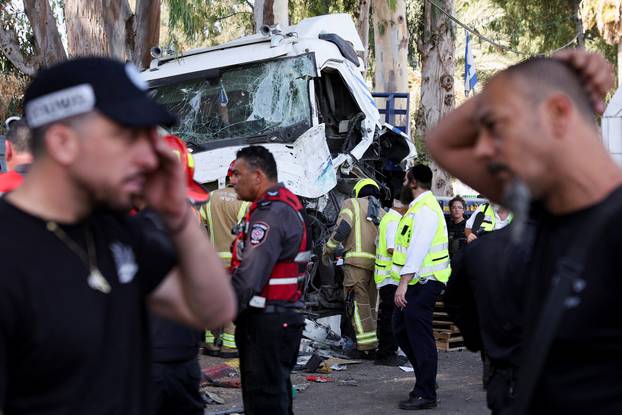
[230, 145, 310, 415]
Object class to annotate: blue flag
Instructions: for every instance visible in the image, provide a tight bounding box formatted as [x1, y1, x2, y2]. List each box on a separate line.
[465, 30, 477, 96]
[218, 81, 229, 106]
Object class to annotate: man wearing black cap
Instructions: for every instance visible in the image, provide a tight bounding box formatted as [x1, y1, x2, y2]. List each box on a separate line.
[0, 57, 236, 415]
[392, 164, 451, 410]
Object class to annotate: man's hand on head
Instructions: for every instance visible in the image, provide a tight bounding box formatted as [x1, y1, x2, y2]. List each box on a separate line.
[554, 49, 614, 114]
[143, 130, 190, 230]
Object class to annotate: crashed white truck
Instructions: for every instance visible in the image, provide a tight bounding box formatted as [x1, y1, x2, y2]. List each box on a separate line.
[141, 13, 416, 317]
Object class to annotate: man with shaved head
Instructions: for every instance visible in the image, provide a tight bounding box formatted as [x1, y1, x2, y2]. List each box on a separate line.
[428, 50, 622, 414]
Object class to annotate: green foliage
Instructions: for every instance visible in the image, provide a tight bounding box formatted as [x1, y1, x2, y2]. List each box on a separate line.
[486, 0, 579, 54]
[164, 0, 253, 48]
[290, 0, 357, 24]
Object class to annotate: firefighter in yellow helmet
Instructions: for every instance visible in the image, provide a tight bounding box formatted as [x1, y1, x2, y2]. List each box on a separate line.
[200, 160, 250, 358]
[322, 178, 384, 358]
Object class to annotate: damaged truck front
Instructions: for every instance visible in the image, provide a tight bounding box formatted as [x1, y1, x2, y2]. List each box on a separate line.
[142, 13, 416, 315]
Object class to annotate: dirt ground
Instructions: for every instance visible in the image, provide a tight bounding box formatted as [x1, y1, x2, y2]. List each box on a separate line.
[200, 349, 487, 415]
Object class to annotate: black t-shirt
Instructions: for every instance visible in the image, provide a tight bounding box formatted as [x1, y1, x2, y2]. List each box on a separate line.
[446, 218, 466, 258]
[525, 187, 622, 413]
[445, 225, 532, 367]
[0, 198, 176, 415]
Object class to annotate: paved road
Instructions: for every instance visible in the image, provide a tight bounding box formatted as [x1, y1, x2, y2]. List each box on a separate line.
[201, 350, 487, 414]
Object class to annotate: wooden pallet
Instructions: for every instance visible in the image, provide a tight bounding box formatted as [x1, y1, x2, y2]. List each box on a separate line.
[433, 300, 464, 351]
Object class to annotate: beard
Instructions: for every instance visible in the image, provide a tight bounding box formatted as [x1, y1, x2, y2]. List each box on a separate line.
[501, 177, 531, 243]
[399, 185, 414, 205]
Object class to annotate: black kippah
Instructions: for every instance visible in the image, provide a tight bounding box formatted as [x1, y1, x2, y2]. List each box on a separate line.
[409, 164, 433, 183]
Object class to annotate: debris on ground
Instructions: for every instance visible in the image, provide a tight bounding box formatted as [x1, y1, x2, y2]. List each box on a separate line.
[293, 383, 310, 393]
[200, 388, 225, 405]
[201, 361, 241, 388]
[304, 353, 325, 372]
[399, 365, 414, 372]
[330, 364, 347, 371]
[306, 375, 334, 383]
[337, 378, 359, 387]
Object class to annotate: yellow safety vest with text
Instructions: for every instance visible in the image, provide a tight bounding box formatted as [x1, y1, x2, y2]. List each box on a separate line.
[374, 210, 401, 287]
[391, 192, 451, 285]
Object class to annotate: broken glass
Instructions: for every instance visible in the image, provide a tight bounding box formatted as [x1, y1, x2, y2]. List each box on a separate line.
[151, 54, 316, 145]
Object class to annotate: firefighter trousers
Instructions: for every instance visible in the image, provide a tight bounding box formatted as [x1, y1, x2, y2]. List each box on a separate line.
[205, 322, 237, 350]
[344, 265, 378, 351]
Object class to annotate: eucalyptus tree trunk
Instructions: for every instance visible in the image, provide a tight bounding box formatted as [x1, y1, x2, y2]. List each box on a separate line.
[356, 0, 371, 67]
[373, 0, 409, 132]
[255, 0, 288, 31]
[65, 0, 133, 60]
[417, 0, 455, 196]
[372, 0, 409, 92]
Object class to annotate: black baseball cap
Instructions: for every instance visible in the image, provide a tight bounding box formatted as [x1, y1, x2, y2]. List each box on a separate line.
[24, 57, 176, 129]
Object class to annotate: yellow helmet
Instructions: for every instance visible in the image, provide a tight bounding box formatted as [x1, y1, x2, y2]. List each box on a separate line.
[353, 178, 379, 198]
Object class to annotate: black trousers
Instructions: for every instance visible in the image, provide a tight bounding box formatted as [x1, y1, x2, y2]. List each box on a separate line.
[392, 280, 444, 400]
[152, 358, 204, 415]
[377, 285, 399, 358]
[235, 311, 305, 415]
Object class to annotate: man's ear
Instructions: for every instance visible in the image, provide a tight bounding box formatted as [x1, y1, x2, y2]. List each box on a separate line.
[44, 124, 80, 165]
[5, 141, 13, 162]
[546, 93, 573, 139]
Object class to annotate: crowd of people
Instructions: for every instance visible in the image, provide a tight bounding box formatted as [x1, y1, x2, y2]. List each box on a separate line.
[1, 46, 621, 415]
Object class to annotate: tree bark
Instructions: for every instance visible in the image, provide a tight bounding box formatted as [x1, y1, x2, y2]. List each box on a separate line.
[356, 0, 371, 67]
[416, 0, 455, 196]
[255, 0, 288, 31]
[65, 0, 132, 60]
[134, 0, 161, 69]
[573, 0, 585, 48]
[23, 0, 67, 67]
[372, 0, 409, 93]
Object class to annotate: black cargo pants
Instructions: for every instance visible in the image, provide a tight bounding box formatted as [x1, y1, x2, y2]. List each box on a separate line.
[235, 310, 305, 415]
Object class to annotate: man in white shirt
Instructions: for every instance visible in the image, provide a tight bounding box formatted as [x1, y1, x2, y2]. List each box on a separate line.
[392, 165, 451, 410]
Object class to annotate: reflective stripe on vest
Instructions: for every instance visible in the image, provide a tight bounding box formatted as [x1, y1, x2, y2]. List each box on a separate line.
[374, 210, 401, 287]
[204, 196, 249, 260]
[231, 186, 309, 303]
[391, 192, 451, 285]
[479, 203, 513, 232]
[343, 199, 376, 260]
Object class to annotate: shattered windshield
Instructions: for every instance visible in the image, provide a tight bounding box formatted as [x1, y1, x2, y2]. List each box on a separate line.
[151, 54, 316, 145]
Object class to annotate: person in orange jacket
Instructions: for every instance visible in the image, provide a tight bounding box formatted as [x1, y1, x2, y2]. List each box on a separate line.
[0, 118, 32, 194]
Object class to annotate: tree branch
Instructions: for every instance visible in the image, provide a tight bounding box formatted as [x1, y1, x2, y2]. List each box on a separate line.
[23, 0, 66, 66]
[0, 23, 37, 77]
[215, 11, 253, 22]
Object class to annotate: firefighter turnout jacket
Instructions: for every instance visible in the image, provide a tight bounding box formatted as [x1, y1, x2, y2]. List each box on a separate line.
[200, 187, 250, 267]
[392, 191, 451, 284]
[324, 197, 384, 269]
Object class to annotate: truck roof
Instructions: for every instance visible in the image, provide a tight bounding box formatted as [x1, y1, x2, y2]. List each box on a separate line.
[142, 14, 364, 83]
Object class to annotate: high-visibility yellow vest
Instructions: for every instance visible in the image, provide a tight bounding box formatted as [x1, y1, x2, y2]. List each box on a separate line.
[374, 210, 401, 287]
[391, 192, 451, 285]
[476, 203, 513, 232]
